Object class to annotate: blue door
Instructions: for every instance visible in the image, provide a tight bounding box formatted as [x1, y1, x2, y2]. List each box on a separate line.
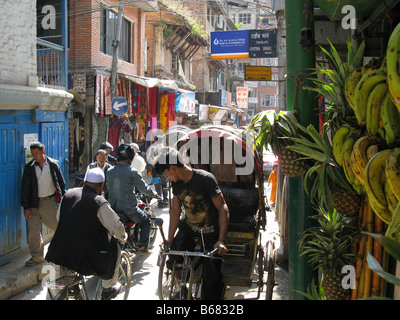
[0, 124, 21, 264]
[40, 122, 68, 242]
[40, 122, 68, 181]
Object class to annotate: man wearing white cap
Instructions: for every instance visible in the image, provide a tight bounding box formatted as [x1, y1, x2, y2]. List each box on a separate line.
[46, 168, 127, 300]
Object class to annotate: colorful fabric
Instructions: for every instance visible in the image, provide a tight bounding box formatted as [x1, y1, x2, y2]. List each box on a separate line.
[160, 92, 168, 132]
[149, 87, 158, 116]
[108, 118, 123, 156]
[104, 76, 112, 116]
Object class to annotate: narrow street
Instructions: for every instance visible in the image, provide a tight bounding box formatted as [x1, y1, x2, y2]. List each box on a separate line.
[9, 181, 288, 301]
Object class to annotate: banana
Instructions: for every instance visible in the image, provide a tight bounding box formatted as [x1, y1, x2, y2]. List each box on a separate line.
[366, 144, 379, 160]
[388, 81, 400, 112]
[353, 69, 387, 126]
[381, 92, 400, 144]
[352, 136, 380, 178]
[345, 68, 362, 109]
[364, 149, 392, 208]
[385, 178, 398, 213]
[386, 22, 400, 106]
[342, 136, 356, 185]
[352, 174, 364, 195]
[350, 148, 365, 185]
[366, 82, 388, 136]
[365, 149, 393, 224]
[385, 147, 400, 201]
[332, 125, 352, 166]
[386, 200, 400, 241]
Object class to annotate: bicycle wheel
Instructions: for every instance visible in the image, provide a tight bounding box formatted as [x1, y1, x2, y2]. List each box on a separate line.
[158, 254, 179, 300]
[265, 255, 275, 300]
[116, 251, 132, 300]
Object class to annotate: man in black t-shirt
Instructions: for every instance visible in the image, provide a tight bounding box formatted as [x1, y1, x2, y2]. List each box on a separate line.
[154, 148, 229, 300]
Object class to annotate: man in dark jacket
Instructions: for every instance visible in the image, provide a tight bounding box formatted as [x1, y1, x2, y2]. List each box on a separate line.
[21, 142, 66, 267]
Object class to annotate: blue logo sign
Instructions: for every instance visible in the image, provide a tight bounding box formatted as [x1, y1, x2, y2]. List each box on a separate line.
[112, 96, 128, 116]
[211, 30, 249, 60]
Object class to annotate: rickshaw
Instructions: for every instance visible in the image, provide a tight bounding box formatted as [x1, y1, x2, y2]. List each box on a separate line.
[157, 127, 276, 300]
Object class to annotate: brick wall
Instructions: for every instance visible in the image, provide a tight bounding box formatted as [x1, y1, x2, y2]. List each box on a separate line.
[69, 0, 144, 76]
[0, 0, 36, 86]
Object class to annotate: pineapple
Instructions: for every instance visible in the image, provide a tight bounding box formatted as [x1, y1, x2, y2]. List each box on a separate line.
[332, 189, 362, 217]
[276, 148, 308, 178]
[322, 272, 351, 300]
[247, 109, 309, 178]
[299, 207, 354, 300]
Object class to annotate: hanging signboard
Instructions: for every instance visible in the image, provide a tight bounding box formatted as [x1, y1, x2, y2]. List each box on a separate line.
[236, 87, 248, 109]
[211, 30, 249, 60]
[176, 90, 196, 113]
[248, 29, 277, 58]
[245, 66, 272, 81]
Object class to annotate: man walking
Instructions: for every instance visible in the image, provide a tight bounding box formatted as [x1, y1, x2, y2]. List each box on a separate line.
[21, 142, 66, 267]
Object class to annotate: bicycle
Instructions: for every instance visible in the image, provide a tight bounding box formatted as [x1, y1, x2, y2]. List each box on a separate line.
[46, 250, 132, 300]
[157, 225, 223, 300]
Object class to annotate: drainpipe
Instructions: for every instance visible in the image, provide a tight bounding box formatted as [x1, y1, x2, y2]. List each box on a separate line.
[285, 0, 318, 299]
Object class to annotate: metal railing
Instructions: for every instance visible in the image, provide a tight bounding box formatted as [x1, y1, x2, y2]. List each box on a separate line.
[37, 38, 66, 89]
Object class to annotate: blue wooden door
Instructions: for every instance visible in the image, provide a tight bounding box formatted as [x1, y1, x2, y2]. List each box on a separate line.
[0, 124, 21, 264]
[40, 122, 67, 241]
[40, 122, 67, 179]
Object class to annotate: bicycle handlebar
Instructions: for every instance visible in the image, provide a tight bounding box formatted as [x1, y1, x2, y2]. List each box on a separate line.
[160, 247, 222, 260]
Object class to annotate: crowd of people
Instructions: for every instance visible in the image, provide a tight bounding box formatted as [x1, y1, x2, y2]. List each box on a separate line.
[21, 139, 231, 300]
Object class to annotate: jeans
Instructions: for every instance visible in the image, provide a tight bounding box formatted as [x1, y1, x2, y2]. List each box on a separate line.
[167, 222, 224, 300]
[124, 207, 151, 247]
[154, 174, 168, 205]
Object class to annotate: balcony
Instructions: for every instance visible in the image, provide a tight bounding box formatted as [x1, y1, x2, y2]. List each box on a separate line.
[37, 38, 67, 90]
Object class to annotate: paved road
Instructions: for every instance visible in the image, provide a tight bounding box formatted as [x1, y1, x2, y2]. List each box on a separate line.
[10, 183, 288, 301]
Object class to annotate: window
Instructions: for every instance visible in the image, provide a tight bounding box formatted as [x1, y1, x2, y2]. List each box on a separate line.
[238, 13, 251, 25]
[100, 9, 131, 62]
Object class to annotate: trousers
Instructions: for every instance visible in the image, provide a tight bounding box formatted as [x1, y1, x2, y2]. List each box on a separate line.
[27, 196, 58, 258]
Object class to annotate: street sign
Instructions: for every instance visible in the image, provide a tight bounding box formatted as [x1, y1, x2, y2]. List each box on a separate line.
[249, 29, 277, 58]
[112, 96, 128, 116]
[245, 66, 272, 81]
[211, 30, 249, 60]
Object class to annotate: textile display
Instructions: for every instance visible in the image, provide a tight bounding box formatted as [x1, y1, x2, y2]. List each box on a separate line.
[160, 92, 168, 133]
[95, 74, 100, 115]
[108, 117, 123, 157]
[149, 87, 158, 116]
[104, 76, 112, 115]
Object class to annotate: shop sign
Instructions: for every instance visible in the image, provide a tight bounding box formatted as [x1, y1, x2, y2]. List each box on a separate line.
[248, 29, 277, 58]
[211, 30, 249, 60]
[236, 87, 248, 109]
[176, 90, 196, 113]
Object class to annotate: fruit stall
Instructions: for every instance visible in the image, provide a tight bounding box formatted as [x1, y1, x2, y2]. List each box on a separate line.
[248, 16, 400, 299]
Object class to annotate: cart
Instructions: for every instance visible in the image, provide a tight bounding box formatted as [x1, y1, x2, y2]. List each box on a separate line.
[158, 127, 276, 300]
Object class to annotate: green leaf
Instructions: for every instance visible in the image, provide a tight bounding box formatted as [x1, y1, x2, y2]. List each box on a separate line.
[364, 232, 400, 261]
[367, 253, 400, 286]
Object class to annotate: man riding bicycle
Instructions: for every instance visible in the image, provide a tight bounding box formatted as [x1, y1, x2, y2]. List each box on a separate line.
[154, 147, 229, 300]
[106, 144, 160, 254]
[45, 168, 127, 300]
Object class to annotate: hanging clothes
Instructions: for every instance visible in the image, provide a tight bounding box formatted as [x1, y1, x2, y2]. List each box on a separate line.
[108, 117, 123, 155]
[104, 76, 112, 116]
[160, 92, 168, 133]
[149, 87, 158, 116]
[95, 74, 100, 115]
[167, 91, 175, 127]
[100, 75, 104, 117]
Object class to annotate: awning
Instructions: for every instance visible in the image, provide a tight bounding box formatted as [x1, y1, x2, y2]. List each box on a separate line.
[213, 108, 228, 121]
[123, 74, 183, 92]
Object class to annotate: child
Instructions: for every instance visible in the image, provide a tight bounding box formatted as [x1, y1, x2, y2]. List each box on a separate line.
[267, 164, 278, 207]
